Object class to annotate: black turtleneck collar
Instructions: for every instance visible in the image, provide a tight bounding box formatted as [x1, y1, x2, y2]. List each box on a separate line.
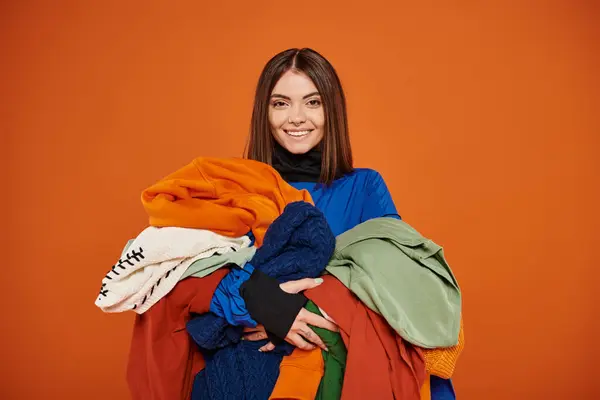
[271, 141, 323, 183]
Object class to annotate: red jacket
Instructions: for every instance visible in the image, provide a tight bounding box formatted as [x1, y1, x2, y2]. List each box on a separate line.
[126, 270, 227, 400]
[305, 276, 427, 400]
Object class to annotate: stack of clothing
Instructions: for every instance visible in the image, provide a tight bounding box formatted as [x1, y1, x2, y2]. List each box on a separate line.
[95, 155, 465, 400]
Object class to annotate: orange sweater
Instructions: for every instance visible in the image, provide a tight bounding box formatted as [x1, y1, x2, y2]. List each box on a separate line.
[141, 157, 313, 247]
[419, 318, 465, 400]
[422, 317, 465, 379]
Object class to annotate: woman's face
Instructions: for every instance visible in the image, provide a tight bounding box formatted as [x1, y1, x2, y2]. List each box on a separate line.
[269, 70, 325, 154]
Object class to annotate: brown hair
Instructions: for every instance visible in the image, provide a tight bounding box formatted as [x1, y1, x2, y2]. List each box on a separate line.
[244, 48, 353, 185]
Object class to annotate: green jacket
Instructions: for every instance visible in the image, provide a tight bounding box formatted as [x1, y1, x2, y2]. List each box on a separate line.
[325, 217, 461, 348]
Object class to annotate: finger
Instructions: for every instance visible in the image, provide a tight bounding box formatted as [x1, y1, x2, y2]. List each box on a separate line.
[298, 308, 339, 332]
[243, 324, 266, 333]
[280, 277, 324, 294]
[244, 331, 268, 341]
[259, 342, 276, 352]
[286, 332, 316, 351]
[297, 324, 328, 352]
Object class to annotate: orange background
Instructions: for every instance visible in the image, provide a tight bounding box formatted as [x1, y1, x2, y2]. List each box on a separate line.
[2, 1, 599, 399]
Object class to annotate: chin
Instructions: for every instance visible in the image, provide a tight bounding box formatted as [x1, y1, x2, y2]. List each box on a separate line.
[281, 141, 318, 155]
[285, 144, 314, 154]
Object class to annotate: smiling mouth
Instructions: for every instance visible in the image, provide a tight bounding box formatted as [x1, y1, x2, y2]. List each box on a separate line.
[284, 129, 313, 137]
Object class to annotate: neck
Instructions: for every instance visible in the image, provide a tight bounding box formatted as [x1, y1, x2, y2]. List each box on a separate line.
[271, 141, 322, 183]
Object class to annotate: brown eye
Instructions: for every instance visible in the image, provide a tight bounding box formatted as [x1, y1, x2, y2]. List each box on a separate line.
[271, 101, 287, 108]
[307, 99, 322, 107]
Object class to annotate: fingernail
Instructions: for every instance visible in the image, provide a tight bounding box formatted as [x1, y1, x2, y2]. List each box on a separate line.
[258, 348, 263, 352]
[324, 347, 329, 352]
[315, 278, 323, 284]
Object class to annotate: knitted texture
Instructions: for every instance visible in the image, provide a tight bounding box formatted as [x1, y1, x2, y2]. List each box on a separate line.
[248, 201, 336, 281]
[200, 200, 336, 331]
[192, 340, 289, 400]
[95, 226, 250, 314]
[186, 201, 336, 400]
[422, 317, 465, 379]
[187, 314, 244, 351]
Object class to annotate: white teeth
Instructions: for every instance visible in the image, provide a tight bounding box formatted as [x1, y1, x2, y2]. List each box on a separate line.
[286, 130, 311, 137]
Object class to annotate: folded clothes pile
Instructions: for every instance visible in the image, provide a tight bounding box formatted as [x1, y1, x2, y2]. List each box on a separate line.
[95, 157, 464, 400]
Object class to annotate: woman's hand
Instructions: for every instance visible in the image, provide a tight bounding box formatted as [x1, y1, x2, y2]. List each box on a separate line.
[242, 277, 338, 352]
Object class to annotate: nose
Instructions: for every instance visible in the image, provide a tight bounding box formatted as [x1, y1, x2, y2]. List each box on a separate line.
[288, 106, 306, 124]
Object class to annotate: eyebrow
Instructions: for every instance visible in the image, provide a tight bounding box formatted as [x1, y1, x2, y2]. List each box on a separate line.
[270, 91, 321, 100]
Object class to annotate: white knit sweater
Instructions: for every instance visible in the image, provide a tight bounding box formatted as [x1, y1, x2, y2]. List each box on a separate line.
[95, 226, 251, 314]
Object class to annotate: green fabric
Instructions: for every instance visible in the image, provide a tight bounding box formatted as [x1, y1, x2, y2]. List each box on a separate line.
[179, 246, 256, 280]
[305, 300, 346, 400]
[325, 217, 461, 348]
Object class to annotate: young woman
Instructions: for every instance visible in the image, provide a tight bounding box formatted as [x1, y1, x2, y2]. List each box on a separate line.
[240, 48, 456, 399]
[241, 47, 398, 345]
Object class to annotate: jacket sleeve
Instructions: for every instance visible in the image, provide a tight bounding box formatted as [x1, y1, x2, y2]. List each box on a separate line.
[360, 170, 401, 222]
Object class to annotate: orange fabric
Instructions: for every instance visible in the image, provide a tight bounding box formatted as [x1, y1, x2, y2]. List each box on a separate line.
[141, 157, 313, 247]
[420, 374, 431, 400]
[269, 348, 324, 400]
[304, 276, 426, 400]
[271, 317, 464, 400]
[126, 270, 227, 400]
[422, 318, 465, 379]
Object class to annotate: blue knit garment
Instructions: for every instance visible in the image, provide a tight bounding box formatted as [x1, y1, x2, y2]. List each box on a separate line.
[206, 200, 336, 327]
[191, 340, 289, 400]
[187, 201, 336, 400]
